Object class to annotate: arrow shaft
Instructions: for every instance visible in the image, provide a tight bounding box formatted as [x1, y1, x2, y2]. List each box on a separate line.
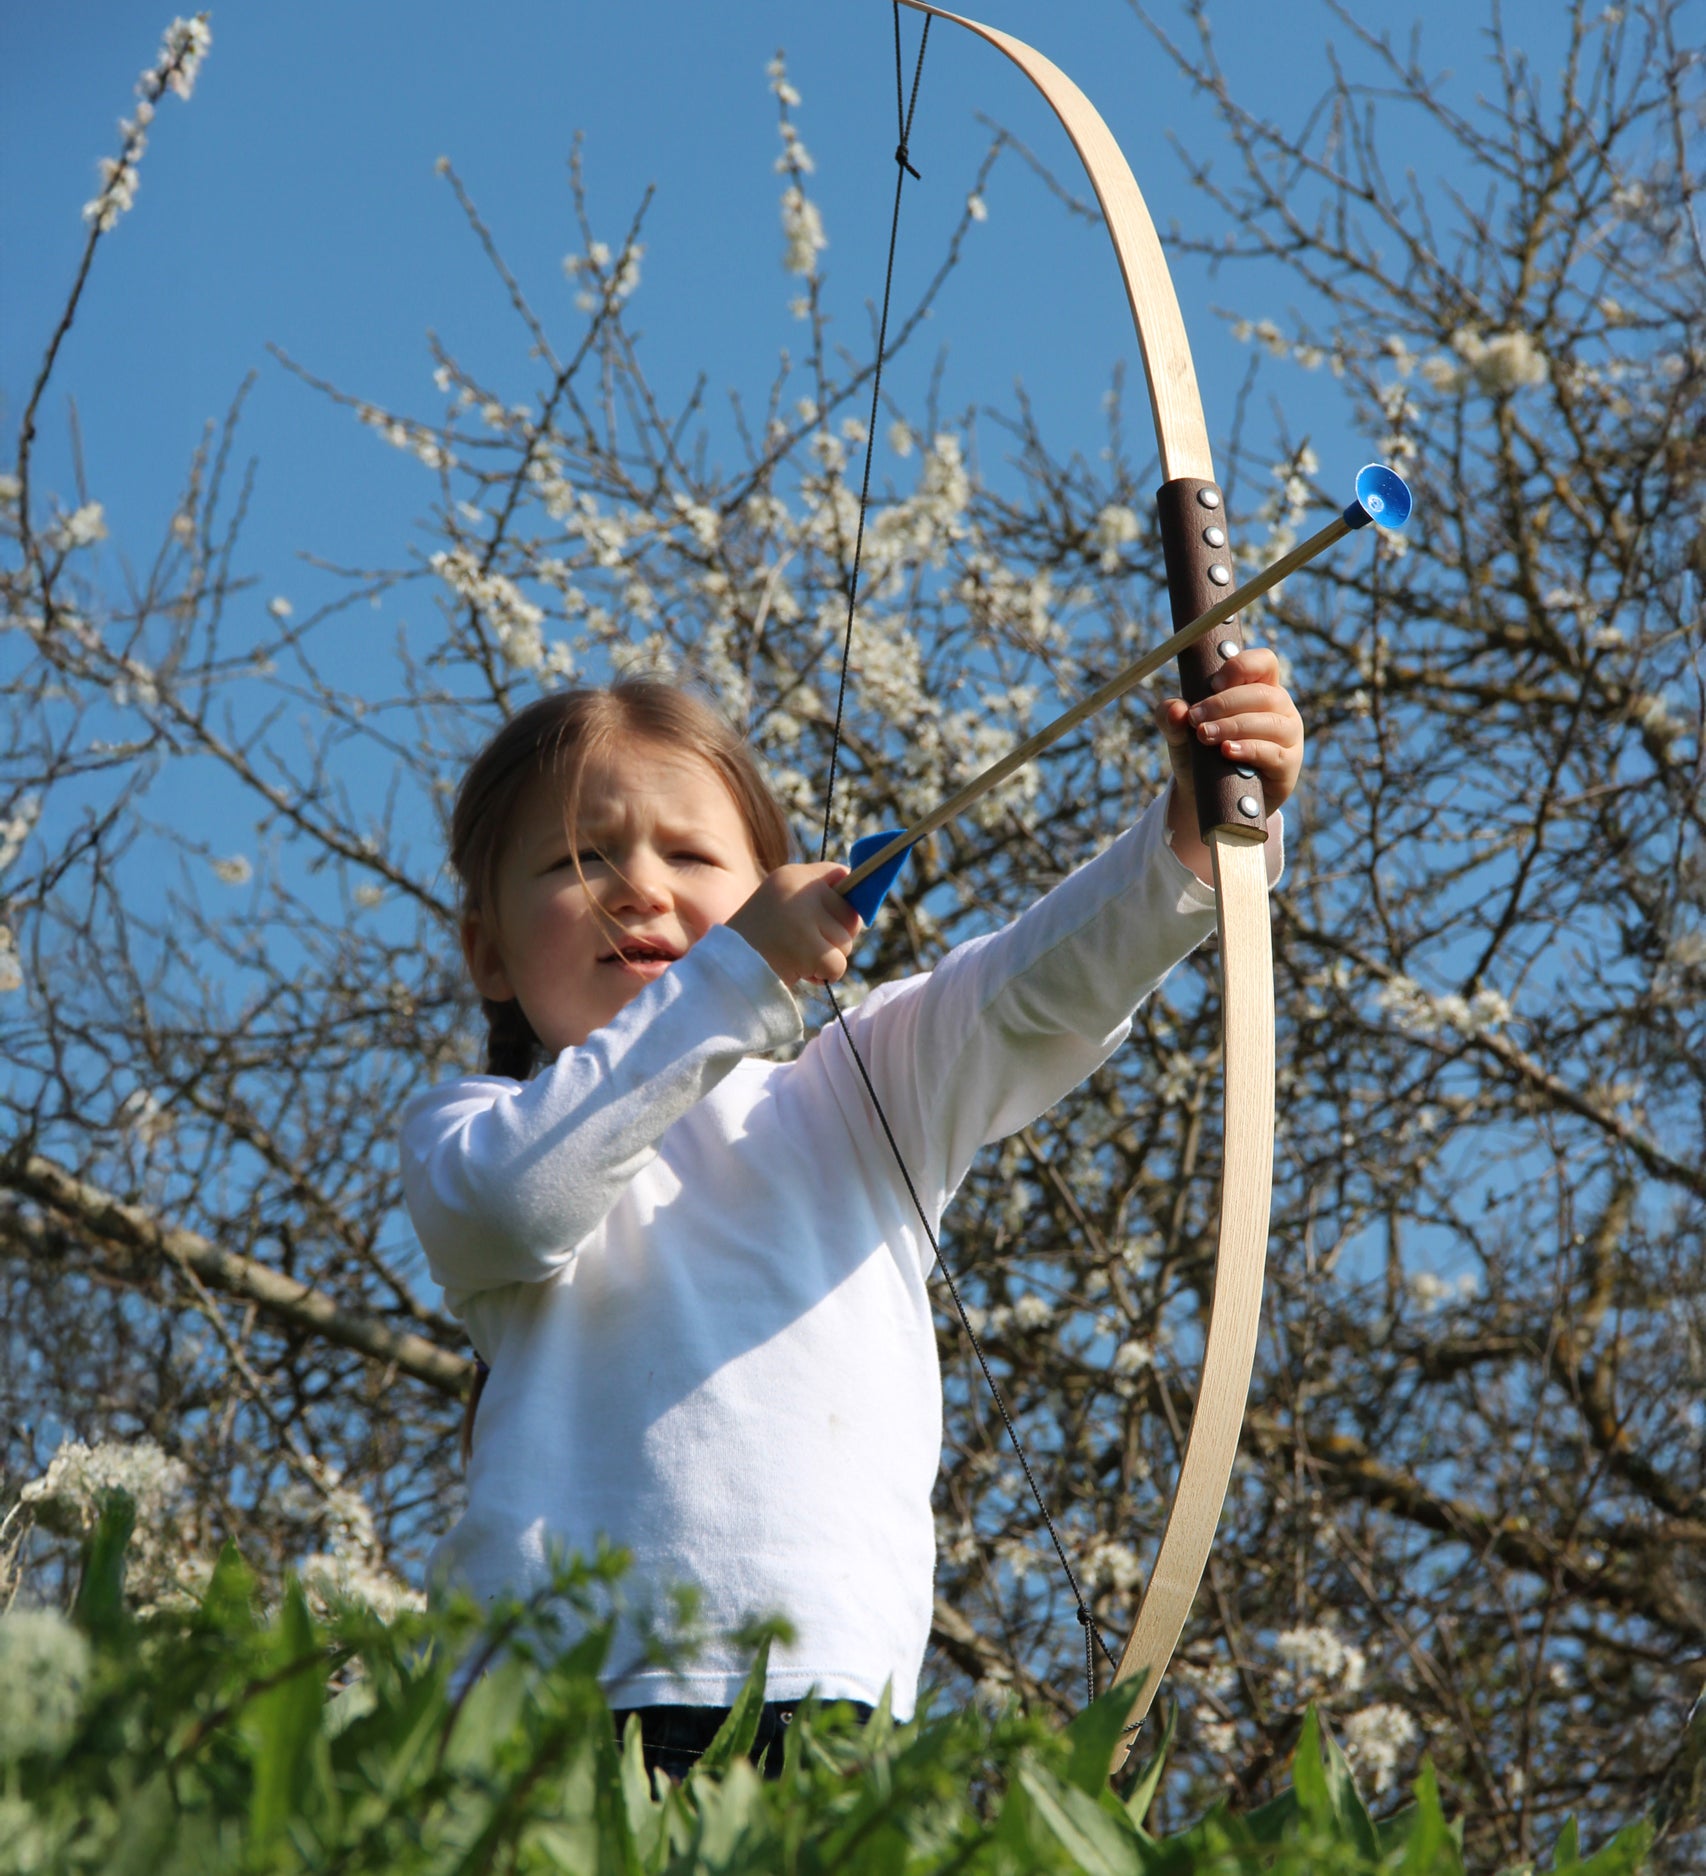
[838, 508, 1349, 896]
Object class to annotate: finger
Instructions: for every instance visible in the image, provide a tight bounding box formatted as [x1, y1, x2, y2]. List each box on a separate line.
[1192, 709, 1303, 750]
[1208, 645, 1281, 689]
[1188, 689, 1302, 736]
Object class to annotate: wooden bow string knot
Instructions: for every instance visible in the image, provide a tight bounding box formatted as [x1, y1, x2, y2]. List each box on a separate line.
[889, 0, 1279, 1774]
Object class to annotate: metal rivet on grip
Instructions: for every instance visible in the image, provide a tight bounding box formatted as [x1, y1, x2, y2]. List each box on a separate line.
[1203, 525, 1226, 547]
[1208, 565, 1231, 585]
[1196, 488, 1221, 509]
[1237, 795, 1260, 818]
[1217, 640, 1239, 660]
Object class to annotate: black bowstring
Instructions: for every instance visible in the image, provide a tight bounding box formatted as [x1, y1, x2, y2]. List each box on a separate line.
[816, 3, 1117, 1708]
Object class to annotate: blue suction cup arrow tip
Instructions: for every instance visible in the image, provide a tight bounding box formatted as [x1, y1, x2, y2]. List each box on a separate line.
[844, 829, 912, 923]
[1344, 462, 1414, 531]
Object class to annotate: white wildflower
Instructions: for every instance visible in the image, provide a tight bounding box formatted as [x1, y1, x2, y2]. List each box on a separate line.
[1342, 1703, 1418, 1796]
[19, 1438, 189, 1539]
[300, 1552, 424, 1622]
[210, 854, 253, 886]
[0, 1611, 91, 1761]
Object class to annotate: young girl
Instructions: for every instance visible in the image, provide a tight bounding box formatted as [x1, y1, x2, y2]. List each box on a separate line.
[402, 667, 1301, 1776]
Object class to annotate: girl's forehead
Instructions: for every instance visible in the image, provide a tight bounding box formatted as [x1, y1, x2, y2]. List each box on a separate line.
[519, 737, 738, 835]
[576, 739, 730, 813]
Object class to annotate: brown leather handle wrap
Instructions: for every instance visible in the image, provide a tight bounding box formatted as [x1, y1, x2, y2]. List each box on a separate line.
[1156, 477, 1268, 844]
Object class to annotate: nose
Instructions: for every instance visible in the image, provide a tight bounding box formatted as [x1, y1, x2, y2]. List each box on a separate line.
[602, 845, 671, 913]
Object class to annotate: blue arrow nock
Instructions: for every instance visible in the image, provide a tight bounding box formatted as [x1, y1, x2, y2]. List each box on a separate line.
[1343, 462, 1413, 531]
[844, 829, 913, 923]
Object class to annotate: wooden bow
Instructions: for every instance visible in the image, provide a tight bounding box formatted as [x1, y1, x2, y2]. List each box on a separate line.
[895, 0, 1276, 1771]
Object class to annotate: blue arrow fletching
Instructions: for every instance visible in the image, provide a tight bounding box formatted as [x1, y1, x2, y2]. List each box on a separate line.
[844, 829, 912, 922]
[1343, 462, 1413, 531]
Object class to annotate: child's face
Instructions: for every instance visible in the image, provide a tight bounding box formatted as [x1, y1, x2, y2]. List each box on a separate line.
[462, 737, 768, 1054]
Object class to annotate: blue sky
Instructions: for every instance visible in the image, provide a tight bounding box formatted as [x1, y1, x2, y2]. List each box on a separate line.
[2, 0, 1568, 620]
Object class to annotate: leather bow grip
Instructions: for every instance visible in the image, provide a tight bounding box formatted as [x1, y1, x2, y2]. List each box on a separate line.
[1157, 477, 1268, 844]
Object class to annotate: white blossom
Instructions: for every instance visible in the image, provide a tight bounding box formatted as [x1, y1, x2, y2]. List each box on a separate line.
[0, 1611, 91, 1761]
[267, 596, 293, 620]
[1082, 1536, 1144, 1592]
[1275, 1623, 1366, 1698]
[766, 52, 802, 108]
[210, 853, 253, 886]
[1377, 975, 1512, 1037]
[119, 1087, 173, 1145]
[157, 15, 212, 101]
[967, 193, 988, 222]
[888, 420, 915, 459]
[56, 503, 108, 549]
[1012, 1293, 1054, 1331]
[1342, 1702, 1418, 1795]
[1407, 1269, 1480, 1312]
[1112, 1337, 1153, 1377]
[0, 796, 41, 877]
[780, 185, 827, 276]
[430, 546, 546, 671]
[0, 930, 21, 995]
[1093, 503, 1141, 571]
[1426, 328, 1549, 395]
[353, 883, 385, 909]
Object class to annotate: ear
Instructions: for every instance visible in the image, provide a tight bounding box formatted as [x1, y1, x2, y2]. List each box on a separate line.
[461, 910, 514, 1003]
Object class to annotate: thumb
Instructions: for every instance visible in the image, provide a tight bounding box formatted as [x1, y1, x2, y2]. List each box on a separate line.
[1154, 696, 1192, 750]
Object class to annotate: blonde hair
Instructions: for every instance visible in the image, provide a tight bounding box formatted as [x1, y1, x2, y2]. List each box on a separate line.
[448, 681, 792, 1080]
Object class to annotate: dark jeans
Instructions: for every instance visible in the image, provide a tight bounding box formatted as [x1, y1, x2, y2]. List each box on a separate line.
[612, 1698, 874, 1782]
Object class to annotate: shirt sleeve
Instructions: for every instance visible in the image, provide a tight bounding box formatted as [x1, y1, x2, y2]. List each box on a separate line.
[822, 786, 1282, 1231]
[400, 925, 803, 1299]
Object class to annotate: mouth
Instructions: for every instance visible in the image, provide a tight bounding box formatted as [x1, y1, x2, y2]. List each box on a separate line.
[600, 937, 682, 969]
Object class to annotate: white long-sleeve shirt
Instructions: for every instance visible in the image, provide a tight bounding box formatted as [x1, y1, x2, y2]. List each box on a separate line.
[401, 791, 1270, 1715]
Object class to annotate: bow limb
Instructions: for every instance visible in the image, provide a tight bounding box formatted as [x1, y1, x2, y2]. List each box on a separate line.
[895, 0, 1276, 1771]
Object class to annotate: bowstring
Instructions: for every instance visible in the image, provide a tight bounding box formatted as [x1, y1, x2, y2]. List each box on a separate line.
[816, 1, 1116, 1707]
